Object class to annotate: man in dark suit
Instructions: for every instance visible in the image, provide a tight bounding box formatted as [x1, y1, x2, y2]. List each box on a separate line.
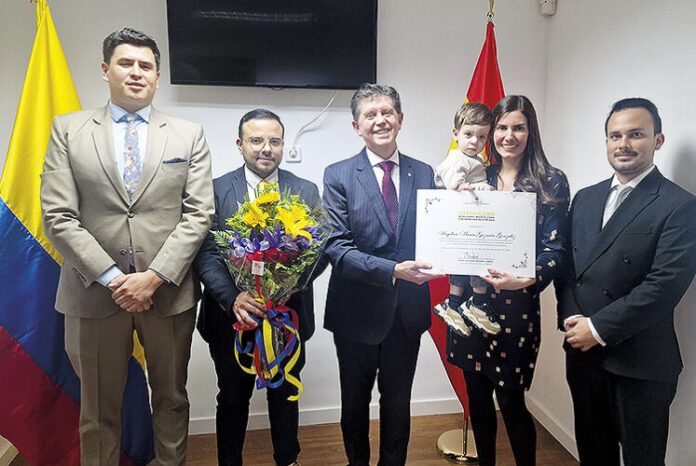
[557, 98, 696, 465]
[194, 109, 324, 466]
[323, 84, 443, 465]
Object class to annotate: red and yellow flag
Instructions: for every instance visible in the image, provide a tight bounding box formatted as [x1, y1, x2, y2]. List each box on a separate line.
[428, 18, 505, 416]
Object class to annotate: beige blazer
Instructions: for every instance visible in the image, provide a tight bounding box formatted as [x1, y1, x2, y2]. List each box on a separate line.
[41, 105, 214, 319]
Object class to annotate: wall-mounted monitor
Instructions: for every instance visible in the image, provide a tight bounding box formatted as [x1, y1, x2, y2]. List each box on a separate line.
[166, 0, 378, 89]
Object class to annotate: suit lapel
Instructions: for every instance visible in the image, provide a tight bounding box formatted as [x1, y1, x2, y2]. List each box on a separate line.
[231, 167, 249, 206]
[92, 105, 130, 204]
[573, 179, 610, 275]
[131, 107, 167, 203]
[396, 153, 414, 240]
[578, 170, 662, 276]
[355, 150, 393, 236]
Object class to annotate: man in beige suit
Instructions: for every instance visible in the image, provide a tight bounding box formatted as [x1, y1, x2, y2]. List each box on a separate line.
[40, 28, 214, 465]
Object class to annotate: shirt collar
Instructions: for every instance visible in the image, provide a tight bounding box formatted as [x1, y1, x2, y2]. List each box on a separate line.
[109, 101, 151, 123]
[610, 165, 655, 190]
[244, 165, 279, 188]
[366, 147, 399, 167]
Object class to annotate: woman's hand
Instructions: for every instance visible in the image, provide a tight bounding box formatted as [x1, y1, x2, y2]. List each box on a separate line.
[480, 267, 536, 291]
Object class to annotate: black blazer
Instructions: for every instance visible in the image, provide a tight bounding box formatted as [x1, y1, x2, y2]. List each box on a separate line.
[194, 167, 325, 343]
[322, 149, 436, 345]
[556, 168, 696, 381]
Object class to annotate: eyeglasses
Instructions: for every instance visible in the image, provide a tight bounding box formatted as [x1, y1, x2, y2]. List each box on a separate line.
[245, 137, 284, 149]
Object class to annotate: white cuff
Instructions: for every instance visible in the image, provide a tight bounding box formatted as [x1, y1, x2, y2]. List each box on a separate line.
[587, 318, 607, 346]
[98, 266, 122, 287]
[563, 314, 582, 330]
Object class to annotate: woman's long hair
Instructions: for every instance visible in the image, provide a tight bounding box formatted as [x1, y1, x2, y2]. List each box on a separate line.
[489, 95, 563, 205]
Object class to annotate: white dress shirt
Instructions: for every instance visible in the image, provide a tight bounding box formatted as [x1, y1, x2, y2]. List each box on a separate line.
[244, 166, 279, 201]
[366, 147, 400, 200]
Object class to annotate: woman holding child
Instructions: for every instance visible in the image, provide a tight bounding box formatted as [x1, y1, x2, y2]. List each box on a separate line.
[446, 95, 570, 466]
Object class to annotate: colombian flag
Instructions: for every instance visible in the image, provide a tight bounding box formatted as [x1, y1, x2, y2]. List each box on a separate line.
[428, 19, 505, 416]
[0, 1, 153, 464]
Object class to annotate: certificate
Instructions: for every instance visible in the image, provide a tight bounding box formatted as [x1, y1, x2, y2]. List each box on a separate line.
[416, 190, 537, 278]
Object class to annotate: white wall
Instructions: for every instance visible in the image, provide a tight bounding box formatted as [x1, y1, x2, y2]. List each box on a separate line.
[532, 1, 696, 464]
[7, 0, 693, 463]
[0, 0, 549, 436]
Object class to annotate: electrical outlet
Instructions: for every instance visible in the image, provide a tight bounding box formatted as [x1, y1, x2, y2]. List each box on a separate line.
[287, 146, 302, 163]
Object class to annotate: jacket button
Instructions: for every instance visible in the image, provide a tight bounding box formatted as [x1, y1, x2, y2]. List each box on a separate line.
[119, 249, 127, 255]
[602, 288, 610, 296]
[127, 211, 135, 218]
[576, 280, 583, 287]
[623, 255, 631, 263]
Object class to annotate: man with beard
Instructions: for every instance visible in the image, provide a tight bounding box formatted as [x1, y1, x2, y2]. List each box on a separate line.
[557, 97, 696, 465]
[194, 108, 324, 466]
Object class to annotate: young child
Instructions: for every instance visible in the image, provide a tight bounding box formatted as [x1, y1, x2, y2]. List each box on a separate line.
[432, 102, 501, 337]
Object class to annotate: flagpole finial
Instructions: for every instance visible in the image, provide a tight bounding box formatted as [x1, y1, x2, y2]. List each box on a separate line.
[487, 0, 495, 22]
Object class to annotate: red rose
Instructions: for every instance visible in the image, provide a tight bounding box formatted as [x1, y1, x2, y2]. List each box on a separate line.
[265, 247, 280, 262]
[286, 250, 300, 264]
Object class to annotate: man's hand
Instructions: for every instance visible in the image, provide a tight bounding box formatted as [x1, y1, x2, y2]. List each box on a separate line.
[480, 267, 535, 291]
[108, 270, 163, 313]
[393, 261, 444, 285]
[565, 317, 599, 352]
[233, 292, 268, 328]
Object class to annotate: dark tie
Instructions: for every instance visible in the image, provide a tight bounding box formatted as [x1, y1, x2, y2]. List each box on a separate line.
[379, 161, 398, 234]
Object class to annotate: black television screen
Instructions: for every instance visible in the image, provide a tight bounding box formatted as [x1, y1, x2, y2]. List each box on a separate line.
[166, 0, 378, 89]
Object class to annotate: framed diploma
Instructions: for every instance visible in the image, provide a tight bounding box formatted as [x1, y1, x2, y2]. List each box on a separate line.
[416, 189, 537, 278]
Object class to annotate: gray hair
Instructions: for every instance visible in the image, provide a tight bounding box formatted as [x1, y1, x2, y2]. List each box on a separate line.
[350, 83, 402, 121]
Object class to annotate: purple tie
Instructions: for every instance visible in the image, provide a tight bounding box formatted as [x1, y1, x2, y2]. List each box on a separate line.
[379, 161, 398, 234]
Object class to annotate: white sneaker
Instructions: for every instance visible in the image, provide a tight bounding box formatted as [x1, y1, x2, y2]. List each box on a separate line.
[460, 298, 501, 334]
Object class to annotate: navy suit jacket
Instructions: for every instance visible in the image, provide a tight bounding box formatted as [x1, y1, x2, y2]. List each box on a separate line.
[322, 148, 436, 345]
[556, 168, 696, 381]
[194, 166, 324, 343]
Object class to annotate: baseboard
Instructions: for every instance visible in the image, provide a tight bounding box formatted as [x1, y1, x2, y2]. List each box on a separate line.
[0, 437, 18, 466]
[526, 394, 578, 460]
[189, 397, 463, 435]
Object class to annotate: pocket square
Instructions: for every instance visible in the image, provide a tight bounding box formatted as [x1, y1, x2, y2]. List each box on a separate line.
[163, 157, 188, 164]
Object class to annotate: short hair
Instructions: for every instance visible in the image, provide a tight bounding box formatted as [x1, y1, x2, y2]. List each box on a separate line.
[103, 28, 161, 70]
[454, 102, 493, 130]
[605, 97, 662, 135]
[350, 83, 402, 121]
[238, 108, 285, 139]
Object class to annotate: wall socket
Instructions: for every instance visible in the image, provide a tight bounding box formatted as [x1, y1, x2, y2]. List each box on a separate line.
[287, 147, 302, 163]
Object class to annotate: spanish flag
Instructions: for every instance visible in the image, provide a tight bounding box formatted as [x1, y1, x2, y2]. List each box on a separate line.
[428, 19, 505, 415]
[0, 1, 153, 464]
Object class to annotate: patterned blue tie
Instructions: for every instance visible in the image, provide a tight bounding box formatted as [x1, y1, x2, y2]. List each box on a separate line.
[122, 113, 142, 197]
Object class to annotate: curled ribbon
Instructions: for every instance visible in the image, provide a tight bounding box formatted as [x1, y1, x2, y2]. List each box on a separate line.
[233, 277, 303, 401]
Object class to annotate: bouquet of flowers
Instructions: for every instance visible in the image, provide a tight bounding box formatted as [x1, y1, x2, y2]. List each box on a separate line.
[213, 182, 328, 400]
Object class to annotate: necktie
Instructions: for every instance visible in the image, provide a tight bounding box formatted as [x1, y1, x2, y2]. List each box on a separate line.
[379, 161, 398, 234]
[122, 113, 142, 197]
[603, 184, 633, 227]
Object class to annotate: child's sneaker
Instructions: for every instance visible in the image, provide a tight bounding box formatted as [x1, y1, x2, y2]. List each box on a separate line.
[433, 300, 472, 337]
[460, 298, 501, 334]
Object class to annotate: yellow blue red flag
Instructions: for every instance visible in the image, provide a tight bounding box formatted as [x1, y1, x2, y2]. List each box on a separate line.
[0, 1, 153, 464]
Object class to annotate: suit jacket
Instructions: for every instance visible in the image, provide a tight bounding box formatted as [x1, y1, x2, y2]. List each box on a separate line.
[40, 105, 214, 318]
[323, 149, 436, 345]
[194, 167, 325, 343]
[556, 168, 696, 381]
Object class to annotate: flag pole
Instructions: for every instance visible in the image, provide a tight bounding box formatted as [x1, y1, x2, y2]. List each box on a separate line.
[435, 0, 506, 461]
